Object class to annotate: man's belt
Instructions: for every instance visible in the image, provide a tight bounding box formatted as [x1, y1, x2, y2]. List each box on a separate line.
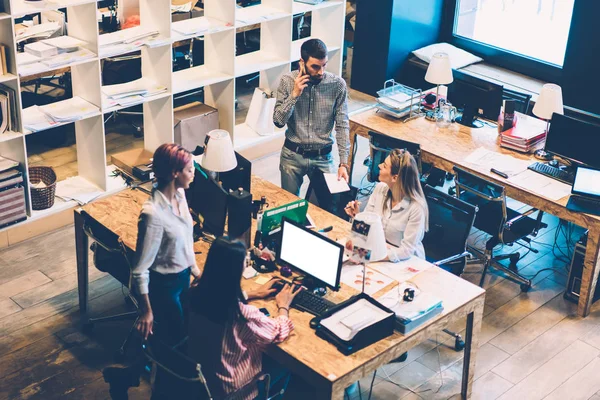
[284, 139, 332, 158]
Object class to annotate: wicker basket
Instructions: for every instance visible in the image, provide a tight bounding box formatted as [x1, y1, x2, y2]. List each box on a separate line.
[29, 166, 57, 210]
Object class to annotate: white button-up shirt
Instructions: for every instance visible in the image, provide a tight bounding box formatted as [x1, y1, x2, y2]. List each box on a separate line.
[132, 187, 200, 294]
[365, 182, 427, 262]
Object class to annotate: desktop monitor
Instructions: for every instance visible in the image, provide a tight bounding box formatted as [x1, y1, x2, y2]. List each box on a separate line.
[185, 162, 228, 237]
[277, 217, 344, 291]
[219, 151, 252, 192]
[544, 113, 600, 169]
[447, 70, 503, 128]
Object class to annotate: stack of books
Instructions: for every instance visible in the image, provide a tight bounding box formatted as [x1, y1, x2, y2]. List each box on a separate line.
[500, 113, 547, 153]
[0, 156, 26, 228]
[0, 84, 18, 134]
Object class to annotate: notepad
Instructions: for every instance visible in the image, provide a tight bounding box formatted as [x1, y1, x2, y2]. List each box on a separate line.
[323, 173, 350, 194]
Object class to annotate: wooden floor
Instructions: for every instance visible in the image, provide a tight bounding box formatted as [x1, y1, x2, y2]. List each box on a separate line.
[4, 91, 600, 399]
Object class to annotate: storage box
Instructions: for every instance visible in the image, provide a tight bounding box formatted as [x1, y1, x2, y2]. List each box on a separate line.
[174, 102, 219, 152]
[111, 148, 153, 177]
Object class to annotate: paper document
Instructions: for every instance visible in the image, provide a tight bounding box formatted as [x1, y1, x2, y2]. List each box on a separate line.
[236, 6, 287, 25]
[320, 298, 393, 341]
[39, 96, 99, 123]
[507, 170, 572, 201]
[340, 264, 395, 296]
[323, 173, 350, 194]
[369, 256, 433, 284]
[464, 147, 531, 177]
[55, 176, 104, 205]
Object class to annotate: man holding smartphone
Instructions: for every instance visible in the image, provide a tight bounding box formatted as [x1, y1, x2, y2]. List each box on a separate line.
[273, 38, 350, 196]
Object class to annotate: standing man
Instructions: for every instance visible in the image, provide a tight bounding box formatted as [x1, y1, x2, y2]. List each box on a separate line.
[273, 38, 350, 196]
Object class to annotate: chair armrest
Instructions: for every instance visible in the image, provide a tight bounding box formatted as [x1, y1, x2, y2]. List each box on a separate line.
[505, 208, 538, 230]
[434, 251, 472, 266]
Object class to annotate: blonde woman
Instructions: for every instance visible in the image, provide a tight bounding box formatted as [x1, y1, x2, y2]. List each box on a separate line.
[345, 149, 429, 262]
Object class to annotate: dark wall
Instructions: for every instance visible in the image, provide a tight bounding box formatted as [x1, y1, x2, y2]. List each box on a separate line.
[351, 0, 445, 96]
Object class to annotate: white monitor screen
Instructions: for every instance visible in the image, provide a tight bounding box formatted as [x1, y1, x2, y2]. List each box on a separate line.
[279, 219, 343, 289]
[574, 167, 600, 197]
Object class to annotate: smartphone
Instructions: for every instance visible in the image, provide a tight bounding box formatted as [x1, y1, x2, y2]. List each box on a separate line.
[259, 307, 270, 317]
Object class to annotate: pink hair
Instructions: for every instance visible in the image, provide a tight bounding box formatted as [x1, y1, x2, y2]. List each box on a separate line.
[152, 143, 192, 183]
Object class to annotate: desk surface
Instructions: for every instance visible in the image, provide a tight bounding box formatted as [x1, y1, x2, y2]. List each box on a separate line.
[349, 109, 600, 318]
[81, 175, 485, 396]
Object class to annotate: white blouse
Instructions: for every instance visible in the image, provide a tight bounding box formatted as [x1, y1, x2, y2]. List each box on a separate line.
[364, 182, 427, 262]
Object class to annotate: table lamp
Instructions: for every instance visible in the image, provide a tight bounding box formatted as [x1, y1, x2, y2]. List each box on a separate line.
[424, 52, 453, 113]
[532, 83, 563, 160]
[350, 211, 387, 293]
[201, 129, 237, 182]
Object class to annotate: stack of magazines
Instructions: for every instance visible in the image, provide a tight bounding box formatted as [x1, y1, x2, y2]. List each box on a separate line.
[499, 113, 547, 153]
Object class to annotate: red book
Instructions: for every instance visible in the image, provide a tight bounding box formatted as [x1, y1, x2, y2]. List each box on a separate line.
[500, 113, 547, 144]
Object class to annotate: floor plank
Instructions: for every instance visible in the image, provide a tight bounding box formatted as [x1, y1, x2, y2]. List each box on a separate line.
[472, 372, 513, 400]
[0, 271, 52, 300]
[0, 297, 21, 320]
[497, 340, 599, 400]
[543, 356, 600, 400]
[492, 307, 600, 384]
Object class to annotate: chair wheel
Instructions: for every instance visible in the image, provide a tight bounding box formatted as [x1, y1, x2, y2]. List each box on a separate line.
[520, 283, 531, 293]
[455, 337, 465, 351]
[82, 322, 94, 333]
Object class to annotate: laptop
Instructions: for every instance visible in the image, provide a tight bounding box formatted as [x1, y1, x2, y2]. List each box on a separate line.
[566, 166, 600, 216]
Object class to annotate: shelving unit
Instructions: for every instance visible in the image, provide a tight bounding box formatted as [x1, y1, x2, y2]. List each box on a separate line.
[0, 0, 345, 240]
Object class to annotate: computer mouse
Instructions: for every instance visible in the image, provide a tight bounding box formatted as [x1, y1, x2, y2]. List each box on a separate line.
[309, 317, 320, 329]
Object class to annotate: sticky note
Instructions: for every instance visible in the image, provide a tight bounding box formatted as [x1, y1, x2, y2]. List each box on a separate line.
[255, 276, 271, 285]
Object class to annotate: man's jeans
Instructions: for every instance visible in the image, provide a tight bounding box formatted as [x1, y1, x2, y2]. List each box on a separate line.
[279, 146, 336, 196]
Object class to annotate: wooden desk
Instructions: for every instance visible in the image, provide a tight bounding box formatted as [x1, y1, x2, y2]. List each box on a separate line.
[74, 175, 485, 399]
[349, 109, 600, 317]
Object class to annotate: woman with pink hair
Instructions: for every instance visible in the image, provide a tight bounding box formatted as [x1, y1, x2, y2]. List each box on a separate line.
[132, 143, 199, 346]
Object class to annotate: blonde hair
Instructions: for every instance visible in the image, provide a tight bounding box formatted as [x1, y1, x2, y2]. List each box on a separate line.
[383, 149, 429, 230]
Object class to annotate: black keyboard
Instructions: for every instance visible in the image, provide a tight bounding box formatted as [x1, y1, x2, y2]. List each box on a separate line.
[528, 162, 575, 185]
[292, 290, 335, 316]
[573, 195, 600, 208]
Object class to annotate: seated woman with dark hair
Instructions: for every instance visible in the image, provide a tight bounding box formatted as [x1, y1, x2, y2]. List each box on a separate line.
[189, 237, 301, 399]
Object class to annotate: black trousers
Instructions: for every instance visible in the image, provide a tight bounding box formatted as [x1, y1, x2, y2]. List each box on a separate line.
[149, 268, 191, 346]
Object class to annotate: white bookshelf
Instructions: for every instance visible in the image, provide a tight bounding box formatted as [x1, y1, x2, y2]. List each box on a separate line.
[0, 0, 345, 233]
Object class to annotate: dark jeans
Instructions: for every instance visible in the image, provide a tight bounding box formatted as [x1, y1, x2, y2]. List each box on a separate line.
[149, 268, 191, 346]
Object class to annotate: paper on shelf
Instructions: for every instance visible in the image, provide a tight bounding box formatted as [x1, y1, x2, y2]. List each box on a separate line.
[42, 35, 84, 52]
[39, 96, 99, 123]
[235, 5, 287, 25]
[340, 264, 395, 296]
[55, 176, 104, 205]
[323, 172, 350, 194]
[15, 22, 60, 43]
[464, 147, 531, 177]
[320, 298, 392, 341]
[368, 256, 433, 284]
[507, 169, 572, 201]
[16, 52, 42, 66]
[41, 48, 96, 68]
[23, 105, 60, 132]
[0, 156, 19, 173]
[99, 26, 159, 47]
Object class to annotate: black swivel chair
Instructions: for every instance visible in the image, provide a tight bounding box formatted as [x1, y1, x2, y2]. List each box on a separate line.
[422, 185, 478, 351]
[81, 211, 139, 361]
[452, 167, 547, 292]
[143, 337, 277, 400]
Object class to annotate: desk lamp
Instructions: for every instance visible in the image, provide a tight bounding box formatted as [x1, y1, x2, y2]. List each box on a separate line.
[350, 212, 387, 293]
[533, 83, 563, 161]
[200, 129, 237, 182]
[424, 53, 453, 114]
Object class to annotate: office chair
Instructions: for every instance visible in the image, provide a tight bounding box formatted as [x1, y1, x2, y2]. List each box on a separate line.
[81, 210, 139, 362]
[102, 54, 144, 136]
[422, 185, 477, 351]
[503, 88, 532, 114]
[452, 167, 548, 292]
[143, 337, 278, 400]
[367, 130, 445, 187]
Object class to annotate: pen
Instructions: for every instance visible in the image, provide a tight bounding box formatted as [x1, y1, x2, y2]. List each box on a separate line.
[490, 168, 508, 179]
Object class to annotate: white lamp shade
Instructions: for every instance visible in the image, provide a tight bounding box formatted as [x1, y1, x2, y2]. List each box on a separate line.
[350, 212, 387, 262]
[201, 129, 237, 172]
[425, 53, 454, 85]
[533, 83, 563, 120]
